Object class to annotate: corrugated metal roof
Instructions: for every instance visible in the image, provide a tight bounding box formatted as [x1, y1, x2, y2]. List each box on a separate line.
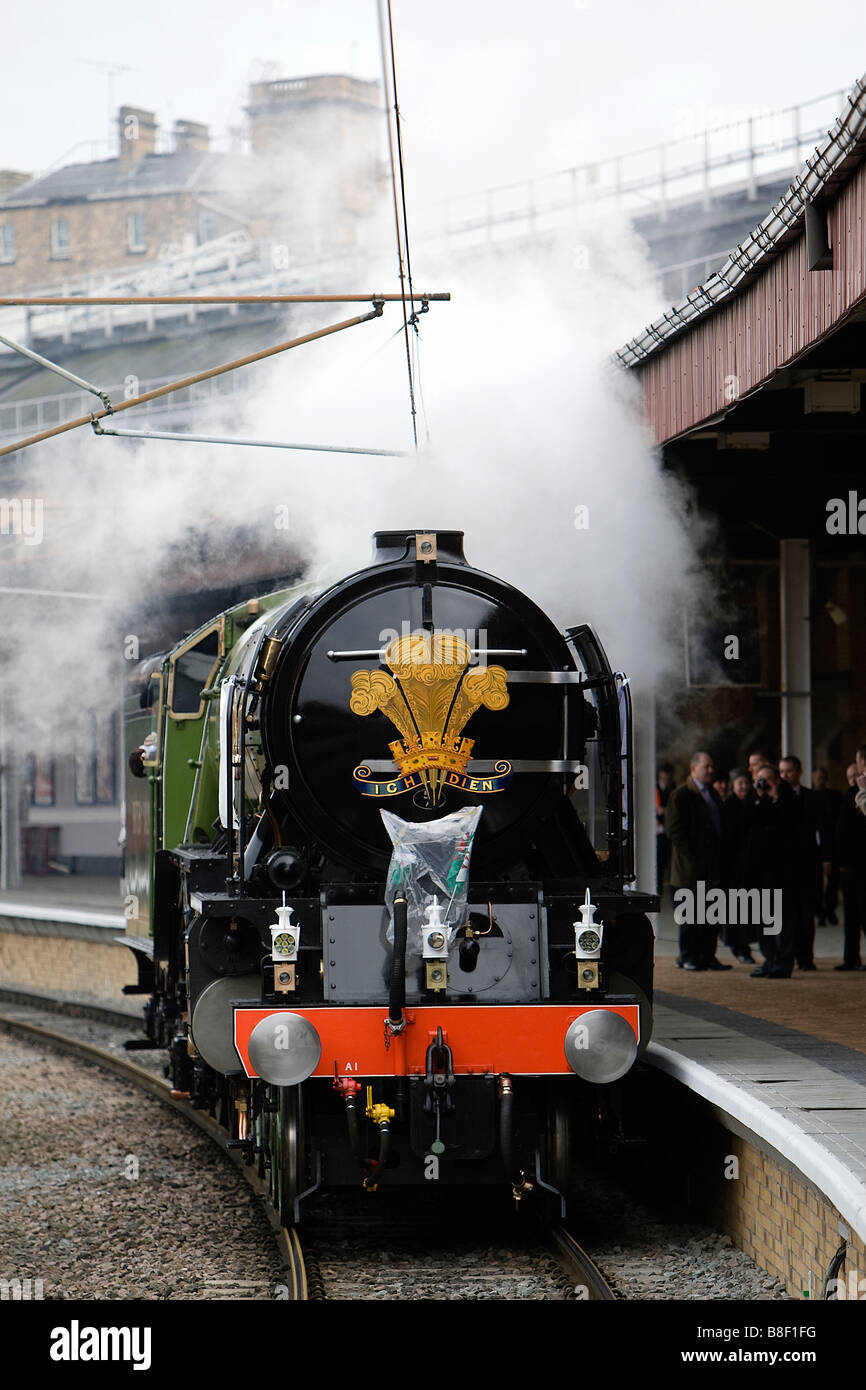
[617, 73, 866, 371]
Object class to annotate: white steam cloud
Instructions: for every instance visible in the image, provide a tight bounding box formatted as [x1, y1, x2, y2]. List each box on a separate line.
[0, 202, 707, 765]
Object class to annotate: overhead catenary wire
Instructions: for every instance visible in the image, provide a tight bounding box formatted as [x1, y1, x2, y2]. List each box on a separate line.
[91, 424, 405, 457]
[386, 0, 431, 446]
[0, 305, 384, 459]
[0, 333, 110, 407]
[385, 0, 418, 325]
[0, 293, 449, 306]
[377, 0, 419, 450]
[0, 293, 449, 459]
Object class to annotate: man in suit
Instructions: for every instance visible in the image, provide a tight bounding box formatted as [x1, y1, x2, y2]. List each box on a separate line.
[748, 750, 772, 782]
[722, 768, 755, 963]
[665, 750, 730, 972]
[812, 764, 843, 925]
[779, 754, 827, 971]
[837, 752, 866, 970]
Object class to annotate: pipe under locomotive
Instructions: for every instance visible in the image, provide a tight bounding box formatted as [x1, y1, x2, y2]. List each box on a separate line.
[123, 529, 656, 1224]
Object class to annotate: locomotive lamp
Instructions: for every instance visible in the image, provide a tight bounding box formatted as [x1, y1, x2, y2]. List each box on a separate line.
[573, 889, 604, 990]
[270, 898, 299, 994]
[422, 896, 450, 992]
[247, 1011, 322, 1087]
[564, 1010, 637, 1084]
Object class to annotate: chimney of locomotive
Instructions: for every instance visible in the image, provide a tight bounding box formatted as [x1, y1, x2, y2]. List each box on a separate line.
[371, 530, 467, 565]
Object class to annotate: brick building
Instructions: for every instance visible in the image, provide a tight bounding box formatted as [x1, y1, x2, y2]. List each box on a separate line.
[0, 75, 384, 292]
[0, 73, 384, 882]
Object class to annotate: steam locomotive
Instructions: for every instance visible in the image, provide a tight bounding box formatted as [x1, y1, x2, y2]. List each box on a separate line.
[123, 529, 655, 1224]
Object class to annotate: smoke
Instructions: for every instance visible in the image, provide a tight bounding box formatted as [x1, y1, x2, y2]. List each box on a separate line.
[0, 155, 711, 772]
[243, 213, 710, 690]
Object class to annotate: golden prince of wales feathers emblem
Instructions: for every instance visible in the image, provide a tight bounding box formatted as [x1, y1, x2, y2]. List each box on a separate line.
[349, 631, 512, 802]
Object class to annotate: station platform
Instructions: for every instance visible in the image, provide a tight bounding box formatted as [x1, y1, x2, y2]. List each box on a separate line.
[0, 874, 123, 916]
[644, 897, 866, 1294]
[0, 874, 133, 996]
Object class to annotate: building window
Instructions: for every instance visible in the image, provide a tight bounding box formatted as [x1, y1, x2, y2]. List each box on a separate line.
[26, 755, 55, 807]
[75, 712, 117, 805]
[198, 210, 217, 245]
[50, 216, 70, 259]
[0, 224, 14, 264]
[127, 211, 146, 253]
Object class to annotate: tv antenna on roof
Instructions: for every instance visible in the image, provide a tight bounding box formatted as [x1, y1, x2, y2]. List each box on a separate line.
[77, 60, 138, 151]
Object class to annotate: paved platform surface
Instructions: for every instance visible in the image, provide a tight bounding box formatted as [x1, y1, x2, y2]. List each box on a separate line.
[652, 891, 865, 1053]
[0, 874, 122, 912]
[653, 958, 866, 1055]
[650, 996, 866, 1243]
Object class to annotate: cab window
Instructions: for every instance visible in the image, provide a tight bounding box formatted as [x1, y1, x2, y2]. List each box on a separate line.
[169, 628, 222, 718]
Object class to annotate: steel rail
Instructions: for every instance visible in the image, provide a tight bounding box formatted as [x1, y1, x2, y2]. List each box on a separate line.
[548, 1225, 618, 1301]
[0, 985, 135, 1027]
[0, 1010, 308, 1300]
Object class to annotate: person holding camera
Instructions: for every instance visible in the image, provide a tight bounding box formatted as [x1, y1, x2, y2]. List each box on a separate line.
[812, 764, 843, 926]
[779, 754, 825, 971]
[742, 764, 798, 978]
[722, 767, 756, 963]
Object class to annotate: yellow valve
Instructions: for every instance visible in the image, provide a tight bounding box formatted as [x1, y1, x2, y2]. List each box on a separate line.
[365, 1085, 395, 1125]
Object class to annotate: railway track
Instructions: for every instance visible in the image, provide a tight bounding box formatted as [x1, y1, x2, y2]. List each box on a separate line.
[286, 1189, 618, 1300]
[0, 991, 617, 1301]
[0, 1003, 307, 1301]
[549, 1225, 617, 1300]
[0, 988, 799, 1302]
[0, 988, 790, 1300]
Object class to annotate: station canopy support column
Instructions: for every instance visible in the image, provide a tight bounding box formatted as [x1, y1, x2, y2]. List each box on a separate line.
[779, 538, 812, 780]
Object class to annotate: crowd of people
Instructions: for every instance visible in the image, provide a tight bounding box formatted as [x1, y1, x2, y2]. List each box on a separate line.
[655, 748, 866, 977]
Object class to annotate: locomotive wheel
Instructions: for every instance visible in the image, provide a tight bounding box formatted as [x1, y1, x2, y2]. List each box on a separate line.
[545, 1079, 575, 1209]
[253, 1090, 266, 1181]
[270, 1085, 305, 1228]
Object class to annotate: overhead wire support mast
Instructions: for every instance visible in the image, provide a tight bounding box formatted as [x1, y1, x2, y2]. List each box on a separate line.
[0, 292, 448, 460]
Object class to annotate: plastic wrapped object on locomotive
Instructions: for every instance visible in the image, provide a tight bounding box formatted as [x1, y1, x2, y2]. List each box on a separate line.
[122, 528, 656, 1224]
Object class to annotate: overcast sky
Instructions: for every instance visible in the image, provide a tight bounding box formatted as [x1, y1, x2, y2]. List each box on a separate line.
[1, 0, 864, 203]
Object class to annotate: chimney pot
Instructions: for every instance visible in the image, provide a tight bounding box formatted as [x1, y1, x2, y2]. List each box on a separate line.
[174, 120, 210, 154]
[118, 106, 157, 162]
